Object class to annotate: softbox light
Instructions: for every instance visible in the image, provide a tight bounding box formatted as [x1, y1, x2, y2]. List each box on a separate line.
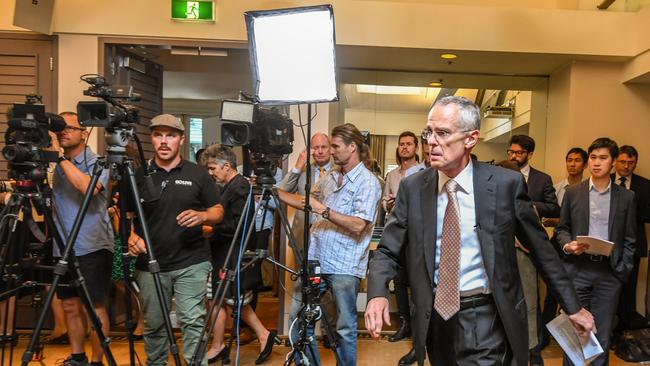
[244, 4, 339, 105]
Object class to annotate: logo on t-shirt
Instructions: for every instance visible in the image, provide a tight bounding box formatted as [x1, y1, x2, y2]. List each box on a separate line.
[175, 179, 193, 186]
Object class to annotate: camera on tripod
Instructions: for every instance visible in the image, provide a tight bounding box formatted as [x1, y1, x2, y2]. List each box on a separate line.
[2, 95, 66, 181]
[220, 99, 294, 180]
[77, 74, 141, 130]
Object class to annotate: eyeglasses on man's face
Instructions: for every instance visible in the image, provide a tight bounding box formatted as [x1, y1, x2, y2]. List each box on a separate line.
[506, 149, 528, 157]
[60, 125, 86, 133]
[421, 128, 472, 142]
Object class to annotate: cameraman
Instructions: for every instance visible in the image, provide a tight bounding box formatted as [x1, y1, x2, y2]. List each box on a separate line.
[48, 111, 114, 366]
[127, 114, 223, 366]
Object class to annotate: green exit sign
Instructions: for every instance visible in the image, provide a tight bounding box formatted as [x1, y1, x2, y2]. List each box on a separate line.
[171, 0, 214, 21]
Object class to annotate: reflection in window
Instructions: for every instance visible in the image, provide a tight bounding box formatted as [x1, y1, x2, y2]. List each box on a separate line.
[188, 117, 203, 162]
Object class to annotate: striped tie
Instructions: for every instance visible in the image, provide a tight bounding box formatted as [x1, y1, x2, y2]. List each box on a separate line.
[434, 179, 461, 320]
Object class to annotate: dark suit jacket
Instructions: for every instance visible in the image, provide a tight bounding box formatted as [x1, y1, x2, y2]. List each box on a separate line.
[610, 173, 650, 257]
[367, 161, 581, 366]
[556, 180, 637, 282]
[527, 166, 560, 219]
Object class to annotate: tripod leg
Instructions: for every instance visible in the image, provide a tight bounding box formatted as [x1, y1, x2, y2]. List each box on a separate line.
[124, 161, 182, 366]
[117, 177, 137, 366]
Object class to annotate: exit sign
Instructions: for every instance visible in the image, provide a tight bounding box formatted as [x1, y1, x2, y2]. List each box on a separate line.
[171, 0, 214, 21]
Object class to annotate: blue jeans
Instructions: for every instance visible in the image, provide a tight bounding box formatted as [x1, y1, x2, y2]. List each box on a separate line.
[289, 274, 360, 366]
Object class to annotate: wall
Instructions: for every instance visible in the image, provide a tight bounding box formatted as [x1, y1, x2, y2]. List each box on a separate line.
[546, 61, 650, 182]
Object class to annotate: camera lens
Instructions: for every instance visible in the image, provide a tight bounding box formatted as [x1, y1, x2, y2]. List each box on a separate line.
[2, 144, 32, 163]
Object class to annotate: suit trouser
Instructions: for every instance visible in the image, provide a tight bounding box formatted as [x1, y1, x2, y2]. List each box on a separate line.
[563, 257, 623, 366]
[426, 296, 513, 366]
[617, 255, 643, 329]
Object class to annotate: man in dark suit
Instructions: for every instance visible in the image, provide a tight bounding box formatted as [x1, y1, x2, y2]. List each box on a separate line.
[556, 138, 636, 366]
[508, 135, 560, 219]
[611, 145, 650, 330]
[365, 96, 594, 366]
[508, 134, 560, 365]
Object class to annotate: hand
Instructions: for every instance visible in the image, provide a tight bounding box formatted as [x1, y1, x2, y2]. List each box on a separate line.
[295, 149, 308, 171]
[46, 131, 62, 155]
[127, 233, 147, 256]
[384, 194, 395, 212]
[365, 297, 391, 339]
[202, 225, 214, 238]
[563, 240, 590, 255]
[515, 238, 530, 254]
[305, 196, 326, 215]
[176, 209, 206, 228]
[568, 308, 596, 337]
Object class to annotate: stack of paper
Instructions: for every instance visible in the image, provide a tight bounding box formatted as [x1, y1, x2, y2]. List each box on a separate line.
[546, 313, 603, 365]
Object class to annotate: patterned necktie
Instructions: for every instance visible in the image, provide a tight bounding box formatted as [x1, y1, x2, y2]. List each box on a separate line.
[434, 179, 461, 321]
[619, 176, 627, 188]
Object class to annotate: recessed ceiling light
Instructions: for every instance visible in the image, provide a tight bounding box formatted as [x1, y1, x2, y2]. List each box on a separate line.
[429, 81, 443, 87]
[440, 53, 457, 60]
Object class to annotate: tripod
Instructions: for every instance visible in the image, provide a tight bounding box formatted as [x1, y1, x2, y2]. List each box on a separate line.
[14, 174, 117, 366]
[0, 182, 57, 366]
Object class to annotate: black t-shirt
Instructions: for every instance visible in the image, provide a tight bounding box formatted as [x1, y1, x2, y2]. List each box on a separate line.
[132, 159, 220, 272]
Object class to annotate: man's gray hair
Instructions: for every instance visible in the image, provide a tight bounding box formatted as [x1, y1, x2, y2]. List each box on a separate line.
[201, 144, 237, 168]
[432, 96, 481, 131]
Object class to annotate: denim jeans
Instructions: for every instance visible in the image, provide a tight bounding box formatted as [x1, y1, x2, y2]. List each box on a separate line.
[136, 261, 211, 366]
[289, 274, 361, 366]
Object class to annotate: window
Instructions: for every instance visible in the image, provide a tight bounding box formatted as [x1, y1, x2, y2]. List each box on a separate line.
[188, 117, 203, 162]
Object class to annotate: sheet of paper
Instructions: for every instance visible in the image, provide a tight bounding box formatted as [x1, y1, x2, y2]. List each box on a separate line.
[576, 235, 614, 256]
[546, 313, 603, 366]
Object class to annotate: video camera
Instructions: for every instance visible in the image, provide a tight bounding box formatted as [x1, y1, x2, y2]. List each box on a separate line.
[220, 99, 294, 179]
[76, 74, 140, 130]
[2, 95, 65, 181]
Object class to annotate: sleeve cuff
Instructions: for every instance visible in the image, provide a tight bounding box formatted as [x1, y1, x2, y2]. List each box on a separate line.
[291, 167, 301, 174]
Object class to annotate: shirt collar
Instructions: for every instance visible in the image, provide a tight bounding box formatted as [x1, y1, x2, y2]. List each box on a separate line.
[151, 158, 185, 172]
[70, 146, 91, 164]
[589, 177, 611, 193]
[520, 163, 530, 178]
[615, 172, 631, 184]
[438, 160, 473, 195]
[315, 161, 332, 173]
[334, 161, 365, 184]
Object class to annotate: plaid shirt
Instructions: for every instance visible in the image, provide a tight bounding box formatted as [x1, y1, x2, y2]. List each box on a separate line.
[309, 162, 382, 278]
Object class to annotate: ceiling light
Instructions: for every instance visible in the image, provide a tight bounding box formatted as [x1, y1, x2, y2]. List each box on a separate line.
[440, 53, 457, 60]
[356, 85, 423, 95]
[429, 81, 443, 87]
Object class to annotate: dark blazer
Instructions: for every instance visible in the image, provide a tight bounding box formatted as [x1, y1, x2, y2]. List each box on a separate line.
[527, 166, 560, 219]
[556, 180, 637, 282]
[367, 161, 581, 366]
[610, 173, 650, 257]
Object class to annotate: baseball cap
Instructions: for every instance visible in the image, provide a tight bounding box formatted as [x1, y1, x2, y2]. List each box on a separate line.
[149, 114, 185, 132]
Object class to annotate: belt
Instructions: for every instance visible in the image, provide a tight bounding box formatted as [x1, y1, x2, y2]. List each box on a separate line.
[588, 254, 606, 262]
[459, 294, 493, 310]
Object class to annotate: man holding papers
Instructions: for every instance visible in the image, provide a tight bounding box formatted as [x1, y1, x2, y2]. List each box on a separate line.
[556, 137, 637, 366]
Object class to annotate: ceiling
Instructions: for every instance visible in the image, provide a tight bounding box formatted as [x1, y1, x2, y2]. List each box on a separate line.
[120, 43, 629, 107]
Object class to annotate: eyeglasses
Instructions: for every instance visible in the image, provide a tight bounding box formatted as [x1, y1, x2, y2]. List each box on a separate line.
[506, 149, 528, 156]
[60, 125, 86, 133]
[421, 128, 472, 142]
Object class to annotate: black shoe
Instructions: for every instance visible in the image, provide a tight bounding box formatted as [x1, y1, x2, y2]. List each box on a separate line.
[530, 348, 544, 366]
[208, 346, 230, 364]
[398, 347, 416, 366]
[255, 332, 280, 365]
[389, 317, 411, 342]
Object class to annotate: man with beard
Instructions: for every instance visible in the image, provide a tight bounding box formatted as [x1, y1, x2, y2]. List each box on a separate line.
[48, 111, 114, 366]
[127, 114, 223, 366]
[280, 123, 382, 366]
[508, 134, 560, 365]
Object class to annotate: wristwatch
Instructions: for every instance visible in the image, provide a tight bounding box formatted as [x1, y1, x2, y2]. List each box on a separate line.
[321, 207, 331, 220]
[57, 155, 68, 164]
